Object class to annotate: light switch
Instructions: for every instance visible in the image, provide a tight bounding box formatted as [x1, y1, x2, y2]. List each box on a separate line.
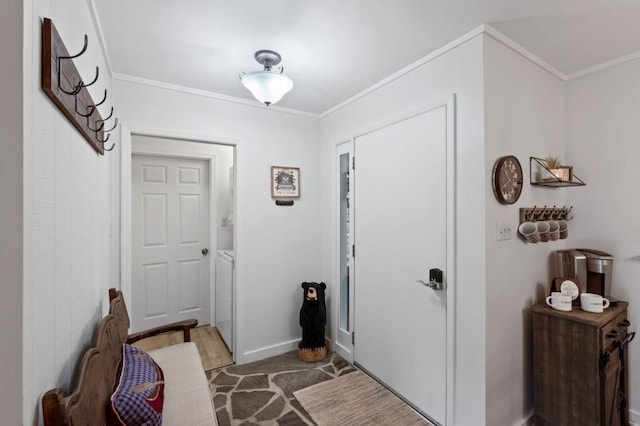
[497, 222, 513, 241]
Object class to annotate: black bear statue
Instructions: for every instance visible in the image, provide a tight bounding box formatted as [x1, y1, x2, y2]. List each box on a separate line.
[298, 282, 327, 362]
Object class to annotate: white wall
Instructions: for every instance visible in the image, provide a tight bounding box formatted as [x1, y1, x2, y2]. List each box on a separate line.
[23, 1, 116, 424]
[112, 78, 320, 363]
[319, 34, 486, 425]
[0, 0, 23, 424]
[483, 36, 567, 426]
[566, 57, 640, 421]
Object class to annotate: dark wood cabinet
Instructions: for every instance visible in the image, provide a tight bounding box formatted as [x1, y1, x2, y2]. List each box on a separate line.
[533, 301, 632, 426]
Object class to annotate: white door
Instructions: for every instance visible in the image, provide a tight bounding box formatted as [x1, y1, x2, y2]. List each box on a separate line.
[354, 106, 449, 424]
[132, 155, 211, 331]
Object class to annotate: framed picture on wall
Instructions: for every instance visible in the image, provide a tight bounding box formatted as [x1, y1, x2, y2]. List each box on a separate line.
[271, 166, 300, 198]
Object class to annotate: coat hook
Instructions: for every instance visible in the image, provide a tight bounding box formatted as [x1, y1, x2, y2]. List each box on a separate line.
[96, 132, 110, 144]
[103, 141, 116, 152]
[93, 89, 108, 108]
[566, 206, 573, 221]
[532, 209, 538, 222]
[57, 34, 88, 95]
[102, 117, 118, 133]
[74, 96, 95, 117]
[535, 206, 546, 222]
[59, 34, 88, 61]
[88, 107, 114, 132]
[80, 89, 107, 119]
[87, 117, 104, 132]
[58, 78, 83, 96]
[98, 131, 116, 152]
[86, 106, 112, 132]
[76, 66, 99, 90]
[96, 107, 114, 123]
[557, 207, 565, 220]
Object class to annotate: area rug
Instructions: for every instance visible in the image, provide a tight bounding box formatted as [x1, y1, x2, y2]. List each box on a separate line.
[293, 370, 433, 426]
[209, 350, 356, 425]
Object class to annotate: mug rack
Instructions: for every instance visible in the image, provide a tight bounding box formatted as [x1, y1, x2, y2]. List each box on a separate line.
[519, 206, 573, 224]
[41, 18, 118, 154]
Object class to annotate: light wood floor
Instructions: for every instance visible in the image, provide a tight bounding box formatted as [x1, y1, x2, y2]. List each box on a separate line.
[133, 325, 233, 371]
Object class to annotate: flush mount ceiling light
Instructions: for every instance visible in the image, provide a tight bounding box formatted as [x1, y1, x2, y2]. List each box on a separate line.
[240, 50, 293, 107]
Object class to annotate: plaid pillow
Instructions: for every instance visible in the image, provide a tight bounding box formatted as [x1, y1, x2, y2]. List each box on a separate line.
[110, 344, 164, 426]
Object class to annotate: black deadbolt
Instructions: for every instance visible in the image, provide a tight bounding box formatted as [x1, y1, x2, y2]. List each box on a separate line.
[429, 268, 443, 283]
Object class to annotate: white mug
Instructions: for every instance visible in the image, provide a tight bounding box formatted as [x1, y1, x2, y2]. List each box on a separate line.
[537, 221, 551, 242]
[546, 292, 572, 311]
[580, 292, 610, 313]
[519, 221, 540, 243]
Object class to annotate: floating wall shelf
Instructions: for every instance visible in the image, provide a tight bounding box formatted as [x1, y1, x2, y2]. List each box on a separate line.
[529, 157, 585, 187]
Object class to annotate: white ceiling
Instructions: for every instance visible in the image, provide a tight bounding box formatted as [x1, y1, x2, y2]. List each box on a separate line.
[93, 0, 640, 115]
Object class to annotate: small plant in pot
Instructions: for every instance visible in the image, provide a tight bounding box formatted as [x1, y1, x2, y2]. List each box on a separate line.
[545, 156, 570, 181]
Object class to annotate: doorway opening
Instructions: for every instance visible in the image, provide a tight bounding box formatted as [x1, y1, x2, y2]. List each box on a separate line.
[128, 134, 236, 360]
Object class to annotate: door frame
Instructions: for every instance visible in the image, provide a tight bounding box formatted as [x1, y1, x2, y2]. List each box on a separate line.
[120, 126, 239, 357]
[335, 94, 457, 424]
[333, 140, 355, 361]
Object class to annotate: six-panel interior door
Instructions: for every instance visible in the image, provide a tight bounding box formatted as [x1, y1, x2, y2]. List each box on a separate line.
[131, 155, 211, 331]
[354, 106, 448, 424]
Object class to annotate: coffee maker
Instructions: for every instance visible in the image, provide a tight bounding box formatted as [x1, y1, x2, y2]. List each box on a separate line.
[551, 248, 614, 298]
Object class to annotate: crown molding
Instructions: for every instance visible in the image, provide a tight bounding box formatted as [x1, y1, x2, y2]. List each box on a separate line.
[319, 26, 486, 118]
[318, 24, 571, 118]
[566, 50, 640, 80]
[482, 24, 567, 81]
[112, 73, 319, 118]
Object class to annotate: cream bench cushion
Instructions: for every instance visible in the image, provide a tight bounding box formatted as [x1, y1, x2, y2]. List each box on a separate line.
[148, 342, 218, 425]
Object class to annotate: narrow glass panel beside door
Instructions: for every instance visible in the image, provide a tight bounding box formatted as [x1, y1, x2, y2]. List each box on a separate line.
[339, 152, 350, 332]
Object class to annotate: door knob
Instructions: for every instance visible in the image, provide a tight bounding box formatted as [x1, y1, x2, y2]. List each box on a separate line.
[202, 248, 209, 255]
[417, 268, 444, 291]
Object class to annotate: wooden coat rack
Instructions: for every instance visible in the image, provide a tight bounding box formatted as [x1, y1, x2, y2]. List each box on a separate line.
[41, 18, 117, 154]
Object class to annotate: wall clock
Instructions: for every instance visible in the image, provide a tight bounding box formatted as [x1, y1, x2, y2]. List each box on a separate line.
[492, 155, 523, 204]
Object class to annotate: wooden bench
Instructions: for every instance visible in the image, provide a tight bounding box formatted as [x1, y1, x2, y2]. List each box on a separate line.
[41, 288, 218, 425]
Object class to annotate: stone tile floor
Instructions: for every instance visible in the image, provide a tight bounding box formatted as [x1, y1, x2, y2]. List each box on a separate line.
[208, 350, 356, 425]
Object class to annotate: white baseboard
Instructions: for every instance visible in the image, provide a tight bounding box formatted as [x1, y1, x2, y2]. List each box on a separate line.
[241, 336, 333, 364]
[242, 339, 301, 364]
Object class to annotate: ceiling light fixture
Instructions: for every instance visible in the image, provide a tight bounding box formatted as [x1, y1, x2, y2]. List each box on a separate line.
[240, 50, 293, 107]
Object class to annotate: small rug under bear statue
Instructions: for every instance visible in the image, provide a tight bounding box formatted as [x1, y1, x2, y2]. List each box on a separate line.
[298, 282, 327, 362]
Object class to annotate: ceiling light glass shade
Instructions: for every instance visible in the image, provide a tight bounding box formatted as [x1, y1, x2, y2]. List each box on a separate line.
[241, 71, 293, 106]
